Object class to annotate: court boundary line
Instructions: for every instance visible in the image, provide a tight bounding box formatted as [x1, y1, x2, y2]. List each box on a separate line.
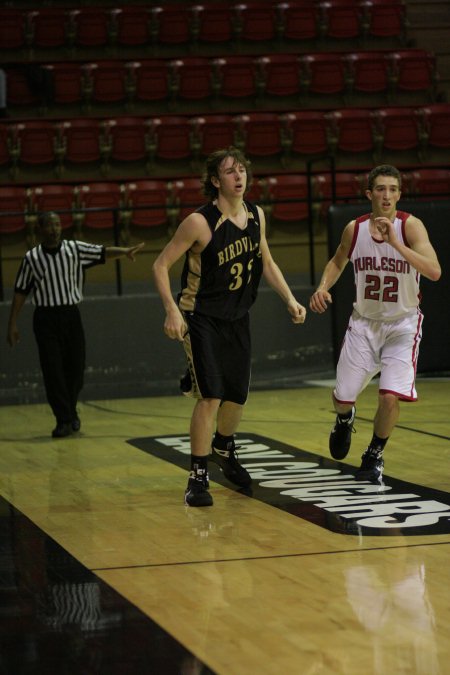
[92, 540, 450, 573]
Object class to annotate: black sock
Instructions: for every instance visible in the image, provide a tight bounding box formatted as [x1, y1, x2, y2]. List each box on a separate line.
[191, 455, 208, 477]
[368, 433, 388, 456]
[213, 431, 234, 451]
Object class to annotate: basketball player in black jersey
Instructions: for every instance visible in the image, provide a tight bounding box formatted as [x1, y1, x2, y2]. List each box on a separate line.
[153, 148, 307, 506]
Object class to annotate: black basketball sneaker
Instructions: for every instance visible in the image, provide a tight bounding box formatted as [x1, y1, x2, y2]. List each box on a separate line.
[355, 448, 384, 483]
[329, 406, 356, 459]
[210, 438, 252, 488]
[184, 472, 213, 507]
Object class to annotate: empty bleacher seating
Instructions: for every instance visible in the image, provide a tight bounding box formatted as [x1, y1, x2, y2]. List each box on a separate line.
[319, 0, 363, 41]
[124, 179, 171, 231]
[265, 174, 315, 230]
[276, 1, 319, 42]
[0, 8, 28, 50]
[112, 7, 152, 48]
[361, 0, 407, 42]
[372, 107, 425, 160]
[191, 4, 234, 45]
[75, 181, 125, 233]
[410, 168, 450, 199]
[281, 110, 331, 161]
[0, 186, 33, 237]
[1, 0, 448, 290]
[32, 184, 75, 230]
[234, 112, 283, 160]
[2, 47, 440, 121]
[3, 101, 445, 183]
[172, 177, 205, 224]
[418, 103, 450, 154]
[328, 108, 375, 156]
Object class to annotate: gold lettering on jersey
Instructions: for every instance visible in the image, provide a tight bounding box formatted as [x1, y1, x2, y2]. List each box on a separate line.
[217, 237, 260, 266]
[354, 257, 410, 274]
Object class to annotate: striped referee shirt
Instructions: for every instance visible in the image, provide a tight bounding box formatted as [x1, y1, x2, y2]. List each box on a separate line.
[14, 240, 105, 307]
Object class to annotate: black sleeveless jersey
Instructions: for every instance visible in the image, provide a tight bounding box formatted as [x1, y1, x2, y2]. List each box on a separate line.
[177, 200, 263, 320]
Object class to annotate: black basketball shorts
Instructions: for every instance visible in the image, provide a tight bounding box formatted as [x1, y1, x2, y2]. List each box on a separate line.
[182, 311, 251, 405]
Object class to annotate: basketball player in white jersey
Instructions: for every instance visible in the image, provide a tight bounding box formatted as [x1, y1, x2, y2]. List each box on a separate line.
[310, 165, 441, 482]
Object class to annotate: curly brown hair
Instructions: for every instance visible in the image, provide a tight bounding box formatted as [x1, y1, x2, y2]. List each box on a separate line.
[202, 147, 253, 199]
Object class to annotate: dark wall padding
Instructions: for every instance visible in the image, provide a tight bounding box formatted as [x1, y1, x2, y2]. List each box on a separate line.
[0, 283, 333, 404]
[327, 200, 450, 373]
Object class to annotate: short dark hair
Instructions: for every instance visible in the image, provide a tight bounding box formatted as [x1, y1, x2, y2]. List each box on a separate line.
[202, 147, 253, 199]
[367, 165, 402, 191]
[37, 211, 60, 228]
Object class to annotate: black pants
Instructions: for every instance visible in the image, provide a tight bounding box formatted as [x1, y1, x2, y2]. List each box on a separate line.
[33, 306, 85, 424]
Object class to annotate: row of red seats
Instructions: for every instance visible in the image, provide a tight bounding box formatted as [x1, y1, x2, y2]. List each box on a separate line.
[1, 105, 449, 175]
[4, 49, 437, 110]
[0, 1, 407, 51]
[2, 169, 449, 239]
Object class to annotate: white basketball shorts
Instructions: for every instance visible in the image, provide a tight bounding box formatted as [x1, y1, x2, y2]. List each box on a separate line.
[334, 309, 423, 404]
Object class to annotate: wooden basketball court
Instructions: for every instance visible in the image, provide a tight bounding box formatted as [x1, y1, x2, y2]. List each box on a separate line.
[1, 379, 449, 674]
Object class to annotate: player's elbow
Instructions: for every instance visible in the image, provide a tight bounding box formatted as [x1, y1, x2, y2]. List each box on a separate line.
[429, 263, 442, 282]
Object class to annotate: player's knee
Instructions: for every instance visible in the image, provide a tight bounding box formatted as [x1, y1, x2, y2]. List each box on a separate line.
[378, 392, 399, 414]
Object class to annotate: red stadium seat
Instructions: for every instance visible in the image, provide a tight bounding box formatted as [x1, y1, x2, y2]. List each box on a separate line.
[27, 8, 67, 49]
[245, 176, 268, 205]
[4, 68, 39, 107]
[213, 56, 258, 100]
[170, 58, 214, 103]
[103, 117, 153, 170]
[328, 108, 375, 154]
[233, 2, 277, 43]
[32, 184, 75, 231]
[43, 63, 83, 106]
[315, 171, 365, 220]
[319, 0, 362, 40]
[410, 169, 450, 200]
[372, 107, 422, 156]
[191, 4, 234, 44]
[124, 179, 170, 229]
[0, 186, 33, 236]
[281, 111, 331, 160]
[76, 182, 124, 232]
[276, 2, 319, 41]
[361, 0, 407, 40]
[256, 54, 301, 98]
[301, 53, 347, 96]
[16, 121, 57, 167]
[151, 116, 193, 163]
[82, 61, 127, 105]
[266, 174, 311, 225]
[234, 113, 282, 159]
[419, 103, 450, 151]
[150, 6, 191, 46]
[125, 60, 170, 104]
[69, 8, 111, 48]
[344, 52, 389, 95]
[112, 7, 151, 47]
[0, 9, 27, 50]
[59, 119, 103, 167]
[192, 115, 237, 159]
[172, 177, 205, 224]
[388, 50, 436, 96]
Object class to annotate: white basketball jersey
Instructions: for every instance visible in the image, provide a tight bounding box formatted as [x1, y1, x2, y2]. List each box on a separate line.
[349, 211, 421, 320]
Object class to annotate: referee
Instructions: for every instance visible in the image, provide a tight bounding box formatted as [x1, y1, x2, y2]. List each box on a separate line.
[7, 211, 144, 438]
